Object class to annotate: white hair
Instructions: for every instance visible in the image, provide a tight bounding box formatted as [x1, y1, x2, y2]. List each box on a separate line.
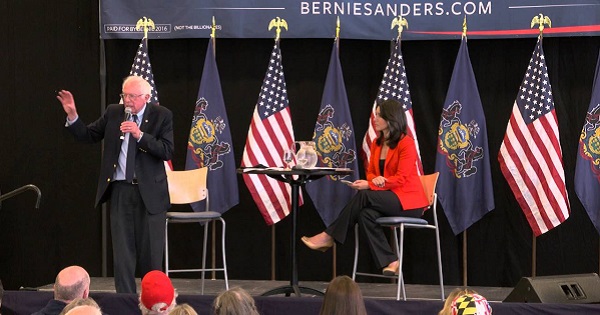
[138, 296, 177, 315]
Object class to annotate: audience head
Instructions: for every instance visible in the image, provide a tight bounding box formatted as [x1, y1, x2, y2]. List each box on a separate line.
[213, 287, 259, 315]
[54, 266, 91, 303]
[64, 305, 102, 315]
[139, 270, 177, 315]
[439, 288, 492, 315]
[319, 275, 367, 315]
[59, 298, 101, 315]
[451, 293, 492, 315]
[168, 303, 198, 315]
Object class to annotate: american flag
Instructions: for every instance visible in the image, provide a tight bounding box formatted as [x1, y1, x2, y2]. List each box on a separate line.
[498, 37, 570, 236]
[241, 40, 295, 225]
[129, 37, 159, 105]
[362, 40, 422, 174]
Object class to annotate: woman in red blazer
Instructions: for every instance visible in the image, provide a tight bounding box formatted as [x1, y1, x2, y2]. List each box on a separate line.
[302, 99, 428, 275]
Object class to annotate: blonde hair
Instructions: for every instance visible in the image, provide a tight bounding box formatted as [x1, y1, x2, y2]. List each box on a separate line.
[213, 287, 259, 315]
[59, 297, 100, 315]
[64, 305, 102, 315]
[168, 303, 198, 315]
[439, 288, 478, 315]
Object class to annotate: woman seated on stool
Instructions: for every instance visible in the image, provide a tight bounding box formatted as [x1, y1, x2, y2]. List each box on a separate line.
[302, 99, 428, 276]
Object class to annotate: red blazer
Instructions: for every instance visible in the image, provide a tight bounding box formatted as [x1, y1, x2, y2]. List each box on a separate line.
[366, 135, 428, 211]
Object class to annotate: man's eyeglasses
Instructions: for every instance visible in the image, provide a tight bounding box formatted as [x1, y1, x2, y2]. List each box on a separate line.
[120, 93, 146, 100]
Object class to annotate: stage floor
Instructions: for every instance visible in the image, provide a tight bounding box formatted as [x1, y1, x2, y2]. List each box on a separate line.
[36, 277, 513, 301]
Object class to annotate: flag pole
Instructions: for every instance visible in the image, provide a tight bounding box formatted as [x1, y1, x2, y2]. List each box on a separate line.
[266, 17, 289, 281]
[532, 233, 537, 277]
[463, 231, 468, 285]
[528, 13, 550, 278]
[209, 17, 218, 280]
[332, 16, 341, 280]
[272, 225, 276, 280]
[460, 16, 469, 287]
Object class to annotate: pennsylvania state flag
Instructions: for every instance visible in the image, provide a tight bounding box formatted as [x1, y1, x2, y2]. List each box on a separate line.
[434, 37, 494, 235]
[185, 37, 239, 213]
[575, 49, 600, 233]
[306, 38, 359, 227]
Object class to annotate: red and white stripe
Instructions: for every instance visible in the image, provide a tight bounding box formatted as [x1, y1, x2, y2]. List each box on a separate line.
[241, 107, 294, 225]
[498, 104, 569, 236]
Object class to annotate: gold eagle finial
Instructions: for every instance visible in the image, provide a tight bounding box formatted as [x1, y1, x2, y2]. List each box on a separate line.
[268, 17, 288, 41]
[211, 16, 217, 38]
[531, 13, 551, 36]
[462, 15, 467, 39]
[391, 16, 408, 39]
[335, 16, 341, 39]
[135, 17, 155, 39]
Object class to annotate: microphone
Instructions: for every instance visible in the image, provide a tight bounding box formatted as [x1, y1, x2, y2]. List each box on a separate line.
[120, 107, 133, 140]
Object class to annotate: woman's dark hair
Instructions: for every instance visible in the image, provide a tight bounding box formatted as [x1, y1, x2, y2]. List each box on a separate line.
[375, 99, 408, 149]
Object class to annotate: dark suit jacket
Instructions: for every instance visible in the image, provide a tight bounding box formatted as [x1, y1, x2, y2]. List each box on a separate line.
[67, 103, 174, 214]
[30, 299, 67, 315]
[367, 135, 428, 210]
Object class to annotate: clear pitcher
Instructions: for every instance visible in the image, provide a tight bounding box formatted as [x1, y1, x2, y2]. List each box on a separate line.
[294, 141, 318, 169]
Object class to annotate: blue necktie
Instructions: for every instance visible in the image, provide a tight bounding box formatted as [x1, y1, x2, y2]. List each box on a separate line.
[125, 115, 138, 182]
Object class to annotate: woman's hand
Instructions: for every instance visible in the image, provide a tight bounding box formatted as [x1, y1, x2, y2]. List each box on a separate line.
[351, 180, 370, 190]
[371, 176, 387, 188]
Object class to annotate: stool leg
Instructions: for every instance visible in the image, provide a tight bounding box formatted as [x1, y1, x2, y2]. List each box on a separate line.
[201, 220, 209, 295]
[165, 219, 170, 276]
[352, 224, 359, 280]
[220, 218, 229, 290]
[396, 225, 406, 301]
[435, 226, 444, 300]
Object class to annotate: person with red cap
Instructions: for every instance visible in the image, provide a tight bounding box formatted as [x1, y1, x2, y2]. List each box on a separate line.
[138, 270, 177, 315]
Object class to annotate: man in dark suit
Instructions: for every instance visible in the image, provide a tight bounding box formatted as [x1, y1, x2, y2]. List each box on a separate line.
[57, 76, 174, 293]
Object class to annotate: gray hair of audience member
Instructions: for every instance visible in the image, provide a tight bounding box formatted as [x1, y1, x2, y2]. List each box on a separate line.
[59, 297, 101, 315]
[54, 266, 91, 302]
[319, 275, 367, 315]
[168, 303, 198, 315]
[64, 305, 102, 315]
[213, 287, 259, 315]
[139, 296, 178, 315]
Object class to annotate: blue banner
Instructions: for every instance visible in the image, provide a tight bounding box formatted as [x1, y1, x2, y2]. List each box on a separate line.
[101, 1, 600, 40]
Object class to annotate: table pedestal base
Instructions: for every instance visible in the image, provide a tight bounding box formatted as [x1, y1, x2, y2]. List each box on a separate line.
[261, 284, 324, 297]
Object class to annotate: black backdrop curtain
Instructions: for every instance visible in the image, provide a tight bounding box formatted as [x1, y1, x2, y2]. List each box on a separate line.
[1, 0, 599, 290]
